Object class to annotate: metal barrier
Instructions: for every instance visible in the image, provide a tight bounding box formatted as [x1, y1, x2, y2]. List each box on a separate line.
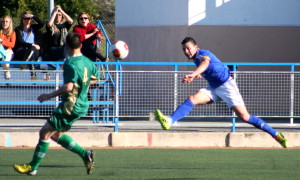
[108, 62, 300, 132]
[0, 61, 118, 131]
[1, 61, 300, 132]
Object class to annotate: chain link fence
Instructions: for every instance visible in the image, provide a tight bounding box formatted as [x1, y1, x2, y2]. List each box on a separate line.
[118, 71, 299, 119]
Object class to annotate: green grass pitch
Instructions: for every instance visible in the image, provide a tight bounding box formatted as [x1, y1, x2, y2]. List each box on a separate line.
[1, 148, 300, 179]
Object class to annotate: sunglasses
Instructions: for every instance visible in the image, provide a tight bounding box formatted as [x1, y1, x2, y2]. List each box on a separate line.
[79, 17, 89, 20]
[23, 18, 32, 20]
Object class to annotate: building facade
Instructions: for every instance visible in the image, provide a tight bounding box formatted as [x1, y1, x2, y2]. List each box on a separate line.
[115, 0, 300, 69]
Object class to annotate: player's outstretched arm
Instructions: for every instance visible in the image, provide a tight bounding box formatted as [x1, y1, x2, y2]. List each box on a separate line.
[182, 58, 209, 84]
[192, 58, 210, 76]
[38, 82, 74, 103]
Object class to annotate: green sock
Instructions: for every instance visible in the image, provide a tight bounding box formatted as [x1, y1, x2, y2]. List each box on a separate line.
[57, 134, 86, 159]
[29, 140, 50, 170]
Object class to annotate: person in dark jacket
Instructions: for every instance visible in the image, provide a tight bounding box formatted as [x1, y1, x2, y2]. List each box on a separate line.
[45, 5, 73, 61]
[14, 11, 44, 80]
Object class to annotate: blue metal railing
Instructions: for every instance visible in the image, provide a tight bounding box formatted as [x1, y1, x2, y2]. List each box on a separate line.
[93, 61, 300, 70]
[0, 61, 118, 131]
[2, 59, 300, 132]
[92, 62, 300, 132]
[96, 20, 112, 53]
[96, 20, 121, 131]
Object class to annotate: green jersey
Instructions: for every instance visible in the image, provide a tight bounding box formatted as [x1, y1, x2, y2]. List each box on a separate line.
[61, 55, 100, 116]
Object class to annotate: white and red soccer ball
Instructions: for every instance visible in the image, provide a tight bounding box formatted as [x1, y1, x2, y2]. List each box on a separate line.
[109, 40, 129, 60]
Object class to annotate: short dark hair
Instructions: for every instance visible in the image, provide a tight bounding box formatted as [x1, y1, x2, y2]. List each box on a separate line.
[181, 37, 197, 45]
[66, 32, 81, 49]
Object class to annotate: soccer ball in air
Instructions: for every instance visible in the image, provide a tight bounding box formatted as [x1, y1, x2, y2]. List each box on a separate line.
[109, 40, 129, 60]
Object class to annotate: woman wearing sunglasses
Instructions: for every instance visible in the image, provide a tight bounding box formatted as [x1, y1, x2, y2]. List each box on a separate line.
[73, 12, 107, 62]
[14, 11, 44, 80]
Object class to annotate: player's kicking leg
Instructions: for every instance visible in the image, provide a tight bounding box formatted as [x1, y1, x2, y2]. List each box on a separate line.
[155, 99, 195, 130]
[154, 109, 172, 130]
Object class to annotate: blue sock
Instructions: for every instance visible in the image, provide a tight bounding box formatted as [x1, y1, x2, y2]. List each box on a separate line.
[248, 115, 278, 137]
[170, 99, 194, 124]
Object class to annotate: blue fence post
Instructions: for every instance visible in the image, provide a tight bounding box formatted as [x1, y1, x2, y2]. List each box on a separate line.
[231, 117, 236, 132]
[231, 65, 238, 132]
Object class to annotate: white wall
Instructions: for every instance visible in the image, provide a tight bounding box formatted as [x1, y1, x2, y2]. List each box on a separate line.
[192, 0, 300, 26]
[116, 0, 300, 26]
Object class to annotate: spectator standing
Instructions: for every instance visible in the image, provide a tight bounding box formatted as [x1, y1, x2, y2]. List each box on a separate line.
[14, 11, 44, 80]
[73, 12, 107, 62]
[45, 5, 73, 61]
[0, 15, 16, 81]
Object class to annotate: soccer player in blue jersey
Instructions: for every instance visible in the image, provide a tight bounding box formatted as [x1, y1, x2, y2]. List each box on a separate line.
[155, 37, 287, 148]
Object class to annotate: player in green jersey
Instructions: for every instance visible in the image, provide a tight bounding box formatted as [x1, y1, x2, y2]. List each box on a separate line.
[13, 33, 100, 176]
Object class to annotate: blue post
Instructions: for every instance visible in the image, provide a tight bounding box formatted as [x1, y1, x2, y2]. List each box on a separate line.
[114, 117, 119, 132]
[231, 65, 237, 132]
[231, 117, 236, 132]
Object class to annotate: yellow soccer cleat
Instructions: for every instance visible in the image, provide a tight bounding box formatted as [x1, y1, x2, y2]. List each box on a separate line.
[84, 150, 95, 175]
[275, 132, 288, 148]
[154, 109, 172, 130]
[13, 164, 37, 176]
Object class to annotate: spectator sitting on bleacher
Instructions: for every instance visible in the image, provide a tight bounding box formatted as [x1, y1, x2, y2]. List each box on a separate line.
[45, 5, 73, 62]
[14, 11, 44, 80]
[0, 15, 16, 82]
[73, 12, 107, 62]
